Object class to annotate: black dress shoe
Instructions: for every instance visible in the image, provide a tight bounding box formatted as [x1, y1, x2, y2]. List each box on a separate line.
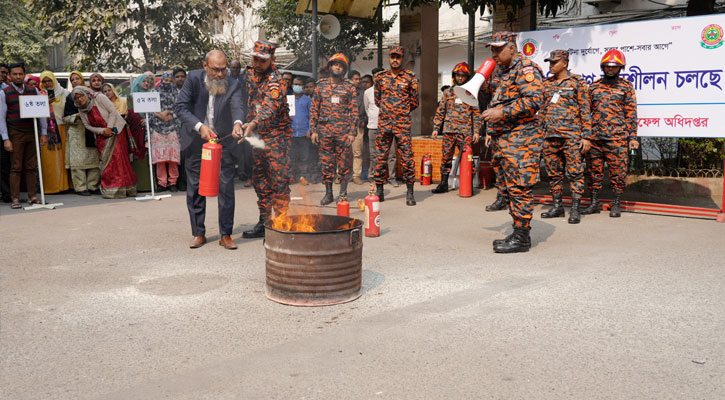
[157, 185, 167, 192]
[169, 185, 178, 193]
[78, 190, 91, 196]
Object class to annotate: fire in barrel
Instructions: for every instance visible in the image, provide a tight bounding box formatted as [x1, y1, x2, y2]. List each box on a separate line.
[264, 212, 363, 306]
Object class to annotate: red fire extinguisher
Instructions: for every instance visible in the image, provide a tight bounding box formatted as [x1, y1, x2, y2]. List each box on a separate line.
[420, 154, 432, 185]
[199, 136, 222, 197]
[364, 186, 380, 237]
[337, 195, 350, 217]
[459, 144, 473, 198]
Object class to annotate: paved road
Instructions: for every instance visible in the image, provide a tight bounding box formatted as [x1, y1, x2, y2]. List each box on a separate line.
[1, 182, 723, 399]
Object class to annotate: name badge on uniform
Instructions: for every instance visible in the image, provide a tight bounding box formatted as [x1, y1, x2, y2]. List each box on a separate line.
[255, 104, 261, 112]
[551, 92, 560, 104]
[455, 98, 463, 104]
[331, 96, 340, 104]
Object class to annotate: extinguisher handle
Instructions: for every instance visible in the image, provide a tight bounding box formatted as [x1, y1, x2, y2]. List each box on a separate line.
[209, 131, 218, 139]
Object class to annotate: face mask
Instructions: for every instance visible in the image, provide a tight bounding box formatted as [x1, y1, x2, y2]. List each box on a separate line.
[293, 84, 303, 94]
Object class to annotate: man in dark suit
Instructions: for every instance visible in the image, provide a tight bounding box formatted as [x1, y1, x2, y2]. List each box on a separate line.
[175, 49, 245, 249]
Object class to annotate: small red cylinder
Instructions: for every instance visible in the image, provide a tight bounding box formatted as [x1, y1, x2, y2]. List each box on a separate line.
[337, 197, 350, 217]
[199, 139, 222, 197]
[479, 160, 494, 189]
[364, 188, 380, 237]
[459, 145, 473, 197]
[420, 154, 432, 185]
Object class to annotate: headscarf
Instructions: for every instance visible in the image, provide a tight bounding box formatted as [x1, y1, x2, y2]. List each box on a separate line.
[132, 74, 149, 92]
[40, 71, 64, 104]
[102, 82, 128, 115]
[89, 73, 105, 91]
[25, 75, 40, 87]
[70, 70, 85, 87]
[71, 86, 98, 113]
[151, 71, 179, 135]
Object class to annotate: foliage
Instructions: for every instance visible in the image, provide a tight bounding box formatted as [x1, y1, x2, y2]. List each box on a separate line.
[678, 138, 725, 170]
[0, 0, 49, 71]
[26, 0, 247, 72]
[399, 0, 567, 18]
[255, 0, 396, 71]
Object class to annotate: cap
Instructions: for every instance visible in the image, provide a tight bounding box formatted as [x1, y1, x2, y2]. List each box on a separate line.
[487, 31, 517, 47]
[251, 40, 277, 59]
[544, 50, 569, 62]
[390, 45, 404, 56]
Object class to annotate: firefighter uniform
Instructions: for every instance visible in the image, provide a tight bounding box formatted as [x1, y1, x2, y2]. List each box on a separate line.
[539, 50, 593, 223]
[373, 45, 419, 205]
[484, 31, 545, 253]
[484, 71, 509, 212]
[583, 49, 638, 217]
[431, 62, 483, 194]
[310, 54, 358, 205]
[242, 41, 293, 238]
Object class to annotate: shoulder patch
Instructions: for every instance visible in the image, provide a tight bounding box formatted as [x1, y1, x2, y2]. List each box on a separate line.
[525, 73, 535, 83]
[270, 88, 281, 99]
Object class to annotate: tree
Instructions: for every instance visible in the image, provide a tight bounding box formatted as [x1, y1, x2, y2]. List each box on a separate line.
[0, 0, 49, 71]
[255, 0, 396, 71]
[401, 0, 567, 18]
[26, 0, 247, 72]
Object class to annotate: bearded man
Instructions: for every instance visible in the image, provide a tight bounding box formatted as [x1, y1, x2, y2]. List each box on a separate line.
[175, 49, 245, 249]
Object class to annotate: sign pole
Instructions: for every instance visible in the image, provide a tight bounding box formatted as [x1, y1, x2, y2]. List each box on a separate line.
[20, 95, 62, 211]
[135, 92, 170, 201]
[717, 158, 725, 223]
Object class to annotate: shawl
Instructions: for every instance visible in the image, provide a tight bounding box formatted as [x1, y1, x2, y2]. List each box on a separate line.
[40, 71, 66, 105]
[150, 77, 179, 135]
[102, 83, 128, 115]
[132, 74, 149, 93]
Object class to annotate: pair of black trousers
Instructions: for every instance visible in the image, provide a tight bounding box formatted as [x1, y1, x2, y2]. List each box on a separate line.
[184, 144, 237, 237]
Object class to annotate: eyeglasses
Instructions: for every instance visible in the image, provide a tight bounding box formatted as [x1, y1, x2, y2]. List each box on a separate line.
[208, 66, 227, 74]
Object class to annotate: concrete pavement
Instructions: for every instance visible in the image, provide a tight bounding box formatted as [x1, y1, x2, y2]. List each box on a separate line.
[1, 181, 723, 399]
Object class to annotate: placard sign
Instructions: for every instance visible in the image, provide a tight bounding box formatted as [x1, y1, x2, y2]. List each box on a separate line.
[133, 92, 161, 113]
[19, 95, 50, 119]
[518, 14, 725, 138]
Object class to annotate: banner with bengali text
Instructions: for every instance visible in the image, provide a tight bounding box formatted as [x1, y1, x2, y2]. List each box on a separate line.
[519, 14, 725, 138]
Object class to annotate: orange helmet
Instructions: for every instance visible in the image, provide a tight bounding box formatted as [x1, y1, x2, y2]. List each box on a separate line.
[452, 62, 472, 77]
[328, 53, 349, 71]
[600, 49, 626, 67]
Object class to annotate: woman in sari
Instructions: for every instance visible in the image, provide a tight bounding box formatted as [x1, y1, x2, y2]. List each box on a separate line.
[30, 73, 69, 193]
[63, 71, 100, 196]
[149, 72, 181, 192]
[71, 86, 137, 198]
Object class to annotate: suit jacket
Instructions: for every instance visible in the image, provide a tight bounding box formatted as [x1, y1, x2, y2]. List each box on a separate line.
[174, 69, 245, 152]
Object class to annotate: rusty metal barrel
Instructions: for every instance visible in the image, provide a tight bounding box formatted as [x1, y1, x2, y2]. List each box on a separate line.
[264, 215, 363, 306]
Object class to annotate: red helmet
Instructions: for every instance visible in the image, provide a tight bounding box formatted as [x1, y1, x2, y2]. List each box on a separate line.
[600, 49, 626, 67]
[452, 62, 472, 77]
[328, 53, 349, 70]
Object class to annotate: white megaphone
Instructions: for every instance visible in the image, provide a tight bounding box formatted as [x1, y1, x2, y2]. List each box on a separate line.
[453, 58, 497, 107]
[318, 14, 340, 40]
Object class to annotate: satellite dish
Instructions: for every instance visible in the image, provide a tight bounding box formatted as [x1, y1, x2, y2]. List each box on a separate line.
[318, 14, 340, 40]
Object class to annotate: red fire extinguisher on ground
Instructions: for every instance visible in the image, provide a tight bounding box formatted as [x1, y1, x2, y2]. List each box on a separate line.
[420, 154, 432, 185]
[364, 186, 380, 237]
[199, 136, 222, 197]
[337, 195, 350, 217]
[459, 144, 473, 197]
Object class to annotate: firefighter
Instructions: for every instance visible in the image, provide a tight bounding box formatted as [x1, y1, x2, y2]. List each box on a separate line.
[582, 49, 638, 218]
[431, 62, 482, 194]
[539, 50, 593, 224]
[310, 53, 358, 205]
[480, 31, 545, 254]
[373, 45, 419, 206]
[236, 40, 293, 238]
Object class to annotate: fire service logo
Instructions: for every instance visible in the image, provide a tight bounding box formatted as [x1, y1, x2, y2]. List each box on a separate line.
[521, 39, 538, 58]
[700, 24, 723, 49]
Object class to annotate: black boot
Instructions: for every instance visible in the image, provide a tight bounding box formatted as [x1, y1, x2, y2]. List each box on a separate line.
[431, 174, 449, 194]
[338, 180, 348, 202]
[493, 229, 532, 247]
[485, 192, 508, 212]
[320, 182, 334, 205]
[541, 194, 565, 218]
[493, 227, 531, 254]
[609, 195, 622, 218]
[568, 198, 581, 224]
[406, 183, 416, 206]
[243, 213, 266, 238]
[580, 191, 601, 215]
[376, 183, 384, 202]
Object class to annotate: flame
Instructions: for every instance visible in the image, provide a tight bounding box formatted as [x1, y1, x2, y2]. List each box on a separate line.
[268, 185, 356, 232]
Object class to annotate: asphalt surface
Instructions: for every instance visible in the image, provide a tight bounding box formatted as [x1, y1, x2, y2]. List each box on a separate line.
[1, 181, 724, 399]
